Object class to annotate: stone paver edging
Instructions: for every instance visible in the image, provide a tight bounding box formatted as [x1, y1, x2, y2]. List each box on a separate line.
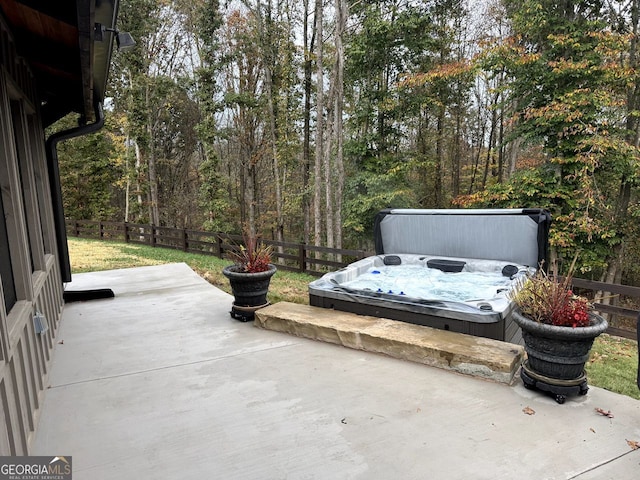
[255, 302, 524, 384]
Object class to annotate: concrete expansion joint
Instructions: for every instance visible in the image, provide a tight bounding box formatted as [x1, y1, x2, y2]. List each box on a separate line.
[566, 449, 640, 479]
[48, 343, 298, 389]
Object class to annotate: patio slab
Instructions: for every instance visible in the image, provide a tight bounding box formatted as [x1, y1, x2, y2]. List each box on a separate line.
[32, 263, 640, 479]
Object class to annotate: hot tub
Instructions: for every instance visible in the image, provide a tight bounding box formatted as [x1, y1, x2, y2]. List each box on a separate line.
[309, 208, 551, 343]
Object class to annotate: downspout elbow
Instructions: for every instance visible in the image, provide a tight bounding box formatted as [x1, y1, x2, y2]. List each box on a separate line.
[45, 102, 105, 282]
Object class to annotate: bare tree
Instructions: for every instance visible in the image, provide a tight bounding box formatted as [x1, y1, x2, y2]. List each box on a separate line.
[313, 0, 324, 249]
[333, 0, 347, 254]
[302, 0, 315, 245]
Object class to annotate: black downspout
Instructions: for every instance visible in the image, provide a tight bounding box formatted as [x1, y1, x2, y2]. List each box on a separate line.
[45, 101, 105, 283]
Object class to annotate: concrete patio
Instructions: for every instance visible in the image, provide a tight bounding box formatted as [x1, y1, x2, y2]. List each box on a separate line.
[33, 263, 640, 479]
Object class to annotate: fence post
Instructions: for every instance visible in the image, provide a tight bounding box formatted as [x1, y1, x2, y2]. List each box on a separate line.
[150, 225, 156, 247]
[99, 221, 104, 239]
[124, 222, 129, 243]
[74, 220, 79, 237]
[299, 243, 306, 273]
[182, 229, 187, 252]
[217, 235, 223, 259]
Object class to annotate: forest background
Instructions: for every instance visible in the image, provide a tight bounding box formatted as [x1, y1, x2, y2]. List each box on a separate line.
[54, 0, 640, 289]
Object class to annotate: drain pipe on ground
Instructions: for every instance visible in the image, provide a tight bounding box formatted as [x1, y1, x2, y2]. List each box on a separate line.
[45, 101, 114, 302]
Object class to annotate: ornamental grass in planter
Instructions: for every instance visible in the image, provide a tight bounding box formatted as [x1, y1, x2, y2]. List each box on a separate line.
[509, 260, 608, 397]
[222, 235, 277, 321]
[511, 266, 592, 329]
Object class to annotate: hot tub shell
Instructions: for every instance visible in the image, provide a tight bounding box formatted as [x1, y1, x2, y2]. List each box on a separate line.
[309, 208, 551, 343]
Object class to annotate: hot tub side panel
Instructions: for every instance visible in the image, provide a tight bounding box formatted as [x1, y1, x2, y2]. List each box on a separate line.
[308, 292, 520, 342]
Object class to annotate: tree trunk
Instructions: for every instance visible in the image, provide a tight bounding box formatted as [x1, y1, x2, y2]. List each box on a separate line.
[302, 0, 315, 245]
[451, 108, 462, 198]
[313, 0, 324, 251]
[324, 104, 334, 252]
[333, 0, 346, 257]
[146, 82, 160, 226]
[134, 140, 144, 222]
[124, 134, 131, 223]
[468, 100, 485, 194]
[434, 107, 445, 207]
[262, 1, 284, 255]
[508, 136, 521, 176]
[497, 107, 505, 182]
[482, 102, 498, 189]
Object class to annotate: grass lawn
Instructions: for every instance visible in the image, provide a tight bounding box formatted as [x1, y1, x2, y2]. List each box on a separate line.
[68, 237, 316, 304]
[586, 334, 639, 400]
[67, 237, 639, 400]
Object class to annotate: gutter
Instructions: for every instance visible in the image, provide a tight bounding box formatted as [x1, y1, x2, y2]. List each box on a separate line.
[45, 101, 105, 283]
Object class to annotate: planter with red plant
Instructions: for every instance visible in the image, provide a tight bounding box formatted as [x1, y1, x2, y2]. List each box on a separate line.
[223, 235, 277, 321]
[510, 259, 608, 403]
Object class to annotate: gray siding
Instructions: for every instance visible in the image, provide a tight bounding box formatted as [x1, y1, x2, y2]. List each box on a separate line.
[0, 16, 65, 455]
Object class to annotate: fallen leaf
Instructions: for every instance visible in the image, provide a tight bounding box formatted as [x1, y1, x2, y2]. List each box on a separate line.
[57, 340, 64, 345]
[589, 352, 602, 364]
[627, 439, 640, 450]
[341, 418, 347, 424]
[595, 408, 614, 418]
[590, 428, 595, 433]
[523, 406, 535, 415]
[416, 407, 422, 413]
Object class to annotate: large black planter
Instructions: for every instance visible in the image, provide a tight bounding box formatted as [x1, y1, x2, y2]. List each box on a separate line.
[514, 309, 608, 403]
[513, 309, 608, 381]
[222, 264, 277, 320]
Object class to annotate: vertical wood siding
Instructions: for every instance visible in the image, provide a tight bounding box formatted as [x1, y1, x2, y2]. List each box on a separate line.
[0, 16, 65, 454]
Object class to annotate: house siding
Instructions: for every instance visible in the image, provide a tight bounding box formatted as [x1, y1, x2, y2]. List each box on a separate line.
[0, 16, 65, 455]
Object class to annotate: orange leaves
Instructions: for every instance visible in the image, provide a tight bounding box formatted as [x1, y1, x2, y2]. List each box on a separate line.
[452, 186, 515, 208]
[451, 193, 481, 208]
[627, 439, 640, 450]
[547, 58, 590, 73]
[516, 154, 545, 170]
[595, 407, 614, 418]
[399, 60, 472, 88]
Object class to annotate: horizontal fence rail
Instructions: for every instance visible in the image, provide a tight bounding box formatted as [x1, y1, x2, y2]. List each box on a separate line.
[66, 219, 639, 340]
[65, 219, 369, 276]
[564, 277, 640, 340]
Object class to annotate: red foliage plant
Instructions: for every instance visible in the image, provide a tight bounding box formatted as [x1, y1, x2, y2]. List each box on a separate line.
[509, 260, 591, 328]
[226, 234, 273, 273]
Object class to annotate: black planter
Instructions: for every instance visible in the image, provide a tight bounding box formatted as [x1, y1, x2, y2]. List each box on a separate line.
[513, 309, 608, 381]
[222, 264, 277, 320]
